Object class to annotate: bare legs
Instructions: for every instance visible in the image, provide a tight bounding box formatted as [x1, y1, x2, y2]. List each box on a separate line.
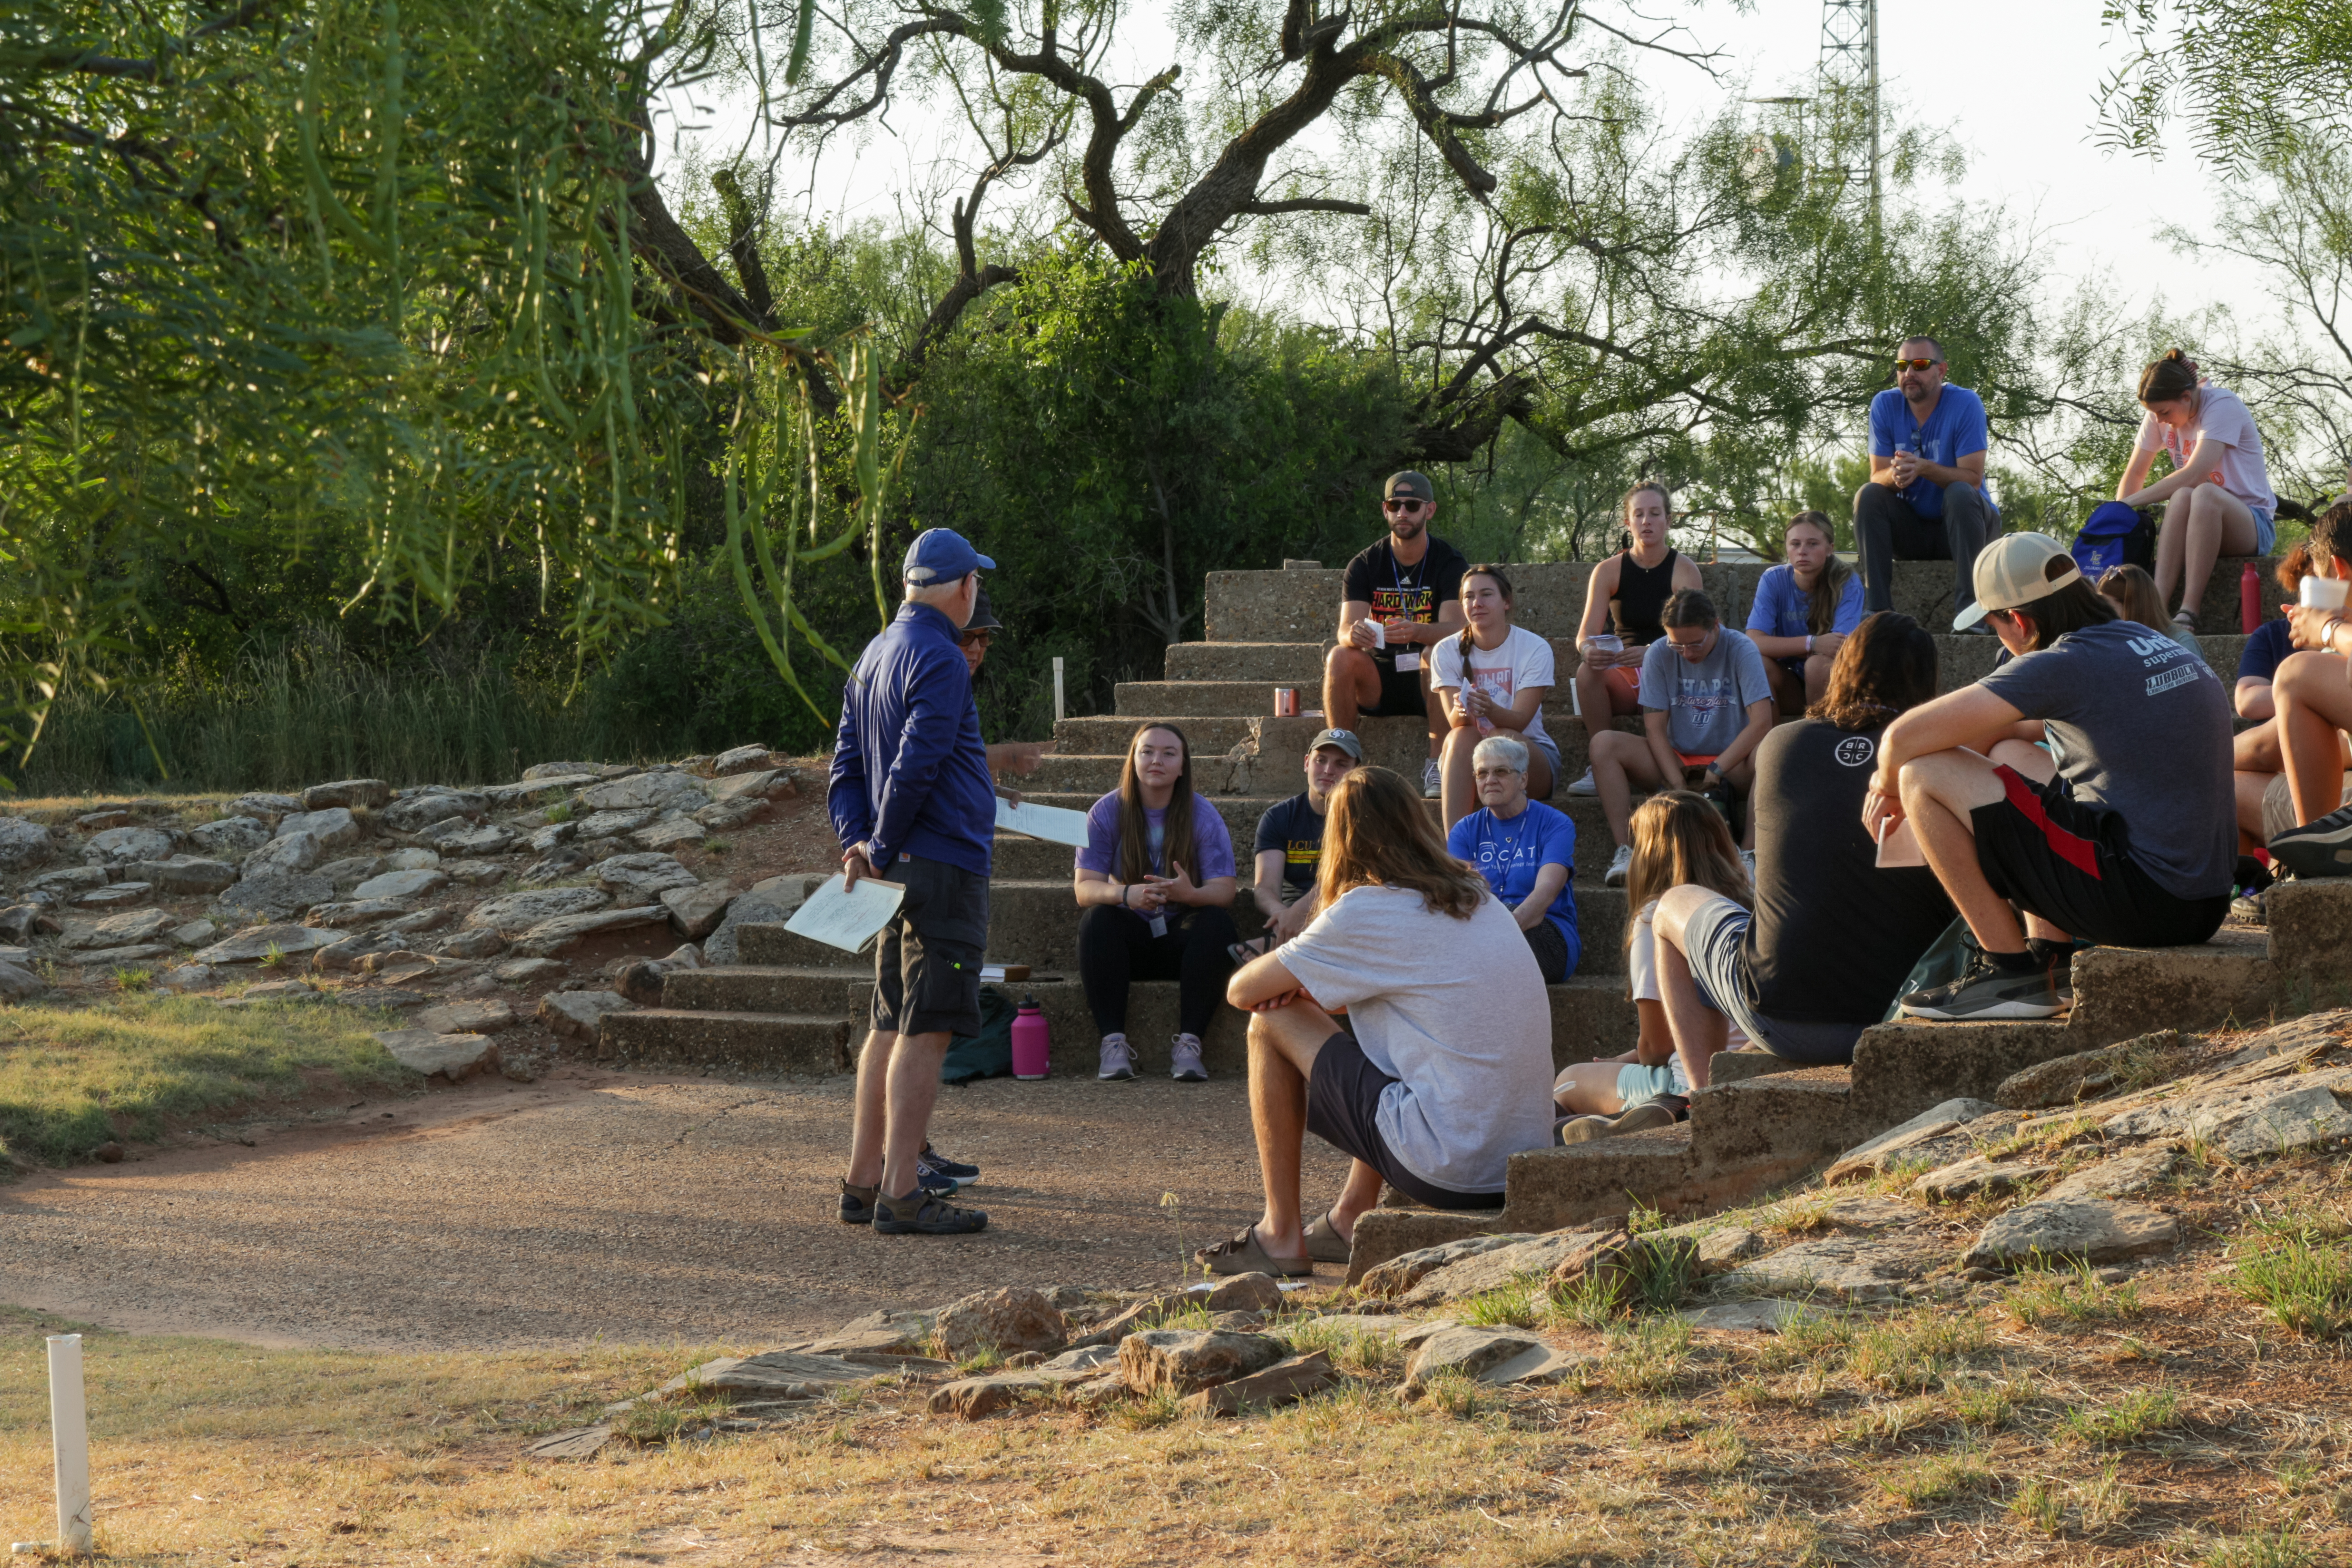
[1894, 743, 2068, 950]
[2274, 651, 2352, 825]
[846, 1028, 950, 1199]
[1762, 653, 1836, 715]
[2153, 484, 2259, 618]
[1243, 999, 1383, 1254]
[1323, 645, 1446, 765]
[1591, 730, 1670, 846]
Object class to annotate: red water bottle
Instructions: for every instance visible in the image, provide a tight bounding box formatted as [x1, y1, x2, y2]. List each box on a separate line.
[1011, 995, 1050, 1080]
[2241, 561, 2261, 633]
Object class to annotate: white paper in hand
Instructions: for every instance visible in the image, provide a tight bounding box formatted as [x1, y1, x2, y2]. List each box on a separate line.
[784, 872, 905, 954]
[994, 796, 1092, 847]
[1875, 817, 1926, 870]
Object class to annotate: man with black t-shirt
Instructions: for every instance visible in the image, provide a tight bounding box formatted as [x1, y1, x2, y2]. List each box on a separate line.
[1324, 471, 1469, 799]
[1233, 729, 1362, 960]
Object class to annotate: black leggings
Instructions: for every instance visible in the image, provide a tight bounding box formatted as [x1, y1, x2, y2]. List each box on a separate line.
[1077, 904, 1240, 1039]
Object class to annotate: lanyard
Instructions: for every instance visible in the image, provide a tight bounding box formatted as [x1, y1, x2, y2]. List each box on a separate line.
[1485, 809, 1530, 882]
[1390, 544, 1426, 604]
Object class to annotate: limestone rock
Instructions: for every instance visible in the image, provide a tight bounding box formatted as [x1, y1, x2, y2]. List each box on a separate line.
[1731, 1235, 1942, 1302]
[1826, 1098, 2008, 1184]
[659, 1351, 876, 1403]
[314, 855, 386, 891]
[466, 887, 610, 937]
[660, 881, 734, 941]
[1963, 1200, 2179, 1273]
[239, 979, 318, 1001]
[580, 772, 710, 814]
[0, 816, 59, 875]
[303, 900, 412, 930]
[228, 792, 303, 823]
[193, 923, 345, 965]
[526, 823, 576, 855]
[383, 907, 451, 935]
[1183, 1351, 1337, 1416]
[77, 882, 152, 907]
[632, 818, 707, 853]
[1911, 1154, 2061, 1203]
[376, 1029, 499, 1080]
[935, 1287, 1067, 1359]
[438, 926, 506, 960]
[418, 999, 516, 1035]
[596, 852, 701, 902]
[1357, 1232, 1535, 1298]
[536, 989, 632, 1044]
[1401, 1326, 1544, 1393]
[168, 919, 216, 948]
[278, 807, 360, 850]
[1996, 1032, 2193, 1111]
[311, 933, 404, 972]
[575, 808, 656, 840]
[2041, 1147, 2179, 1204]
[706, 768, 788, 803]
[2215, 1082, 2352, 1161]
[242, 831, 324, 877]
[0, 960, 46, 1000]
[1202, 1272, 1286, 1315]
[693, 797, 769, 833]
[215, 873, 337, 923]
[156, 964, 213, 991]
[1681, 1299, 1826, 1333]
[1068, 1293, 1188, 1349]
[127, 856, 238, 895]
[352, 867, 448, 902]
[514, 905, 667, 957]
[63, 908, 173, 950]
[77, 944, 172, 968]
[381, 791, 489, 833]
[929, 1373, 1049, 1420]
[2103, 1068, 2352, 1156]
[1542, 1230, 1657, 1307]
[82, 825, 176, 867]
[524, 1425, 613, 1461]
[1402, 1229, 1615, 1308]
[524, 760, 602, 781]
[1819, 1195, 1921, 1228]
[712, 743, 773, 775]
[493, 956, 568, 986]
[300, 779, 392, 811]
[0, 906, 40, 945]
[1696, 1227, 1766, 1273]
[190, 817, 271, 858]
[76, 808, 136, 830]
[31, 867, 109, 893]
[1118, 1330, 1284, 1395]
[702, 875, 815, 965]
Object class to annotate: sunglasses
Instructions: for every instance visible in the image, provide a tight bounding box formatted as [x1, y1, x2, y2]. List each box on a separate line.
[960, 629, 995, 648]
[1892, 357, 1942, 372]
[1384, 497, 1428, 513]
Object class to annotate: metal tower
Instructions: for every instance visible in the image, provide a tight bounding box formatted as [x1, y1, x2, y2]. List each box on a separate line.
[1819, 0, 1880, 227]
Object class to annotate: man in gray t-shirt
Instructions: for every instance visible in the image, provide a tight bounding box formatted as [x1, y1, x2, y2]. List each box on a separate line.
[1589, 589, 1776, 883]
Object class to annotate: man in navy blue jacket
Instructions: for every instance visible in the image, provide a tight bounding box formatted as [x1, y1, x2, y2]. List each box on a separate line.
[830, 528, 999, 1236]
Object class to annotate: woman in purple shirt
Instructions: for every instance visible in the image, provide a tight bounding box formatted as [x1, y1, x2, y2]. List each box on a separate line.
[1074, 725, 1240, 1083]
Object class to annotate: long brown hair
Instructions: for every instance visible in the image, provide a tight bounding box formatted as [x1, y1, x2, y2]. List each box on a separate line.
[1317, 766, 1489, 920]
[1455, 563, 1515, 666]
[2008, 565, 2117, 652]
[1810, 611, 1938, 731]
[1784, 510, 1855, 636]
[2096, 564, 2171, 631]
[1623, 791, 1750, 952]
[1115, 724, 1199, 885]
[2137, 348, 2200, 408]
[2278, 499, 2352, 591]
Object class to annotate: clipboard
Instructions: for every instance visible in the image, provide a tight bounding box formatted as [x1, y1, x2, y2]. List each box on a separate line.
[782, 872, 906, 954]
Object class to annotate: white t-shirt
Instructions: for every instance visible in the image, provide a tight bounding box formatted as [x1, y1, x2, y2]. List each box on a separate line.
[2134, 384, 2276, 513]
[1431, 625, 1555, 747]
[1277, 883, 1554, 1193]
[1628, 899, 1747, 1080]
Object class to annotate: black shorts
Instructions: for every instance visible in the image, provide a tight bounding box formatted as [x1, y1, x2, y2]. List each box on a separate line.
[1971, 766, 2229, 949]
[1362, 660, 1430, 718]
[871, 855, 990, 1038]
[1304, 1032, 1502, 1210]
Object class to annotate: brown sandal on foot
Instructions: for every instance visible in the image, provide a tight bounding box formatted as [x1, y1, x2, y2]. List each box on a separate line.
[1194, 1224, 1314, 1279]
[1301, 1210, 1352, 1264]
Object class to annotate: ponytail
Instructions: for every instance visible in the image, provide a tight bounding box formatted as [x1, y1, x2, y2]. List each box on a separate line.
[1784, 511, 1852, 636]
[1457, 564, 1516, 665]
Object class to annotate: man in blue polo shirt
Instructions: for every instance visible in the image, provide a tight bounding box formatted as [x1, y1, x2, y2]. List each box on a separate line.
[1855, 334, 1999, 627]
[830, 528, 999, 1238]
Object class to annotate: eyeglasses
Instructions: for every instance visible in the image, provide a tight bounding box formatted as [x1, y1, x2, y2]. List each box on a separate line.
[1383, 498, 1427, 513]
[1892, 357, 1942, 372]
[960, 629, 995, 648]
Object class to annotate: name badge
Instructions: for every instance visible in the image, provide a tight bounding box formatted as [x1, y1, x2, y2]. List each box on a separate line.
[1148, 916, 1168, 939]
[1395, 652, 1421, 672]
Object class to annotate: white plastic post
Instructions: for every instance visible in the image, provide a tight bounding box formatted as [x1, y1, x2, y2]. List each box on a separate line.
[1052, 657, 1066, 724]
[49, 1333, 92, 1555]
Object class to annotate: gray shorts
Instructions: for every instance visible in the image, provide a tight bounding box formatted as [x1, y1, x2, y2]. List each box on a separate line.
[1679, 893, 1867, 1067]
[1526, 729, 1563, 798]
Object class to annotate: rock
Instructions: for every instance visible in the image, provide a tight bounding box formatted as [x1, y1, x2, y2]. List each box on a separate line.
[1118, 1330, 1285, 1395]
[1068, 1293, 1189, 1348]
[520, 848, 595, 885]
[63, 909, 173, 951]
[431, 824, 516, 858]
[574, 808, 657, 841]
[525, 1425, 613, 1461]
[439, 926, 506, 960]
[693, 797, 769, 832]
[1182, 1351, 1337, 1416]
[77, 882, 152, 907]
[0, 906, 39, 945]
[536, 989, 632, 1043]
[317, 855, 389, 890]
[1911, 1153, 2061, 1202]
[1826, 1098, 2010, 1183]
[1695, 1227, 1766, 1273]
[935, 1288, 1067, 1358]
[361, 948, 434, 975]
[240, 979, 318, 1001]
[580, 773, 710, 814]
[31, 867, 110, 892]
[376, 1029, 499, 1080]
[382, 907, 452, 935]
[1730, 1235, 1943, 1302]
[418, 999, 516, 1035]
[168, 919, 216, 948]
[524, 760, 603, 781]
[466, 887, 610, 937]
[0, 961, 44, 1001]
[229, 792, 303, 823]
[1680, 1299, 1826, 1333]
[628, 818, 705, 854]
[595, 853, 701, 902]
[2103, 1068, 2352, 1156]
[192, 923, 346, 965]
[1401, 1326, 1544, 1393]
[215, 872, 337, 923]
[190, 816, 271, 857]
[613, 961, 667, 1007]
[92, 1140, 125, 1163]
[444, 861, 506, 887]
[656, 1351, 877, 1403]
[2041, 1147, 2179, 1204]
[277, 807, 361, 850]
[302, 900, 412, 930]
[493, 956, 568, 986]
[702, 876, 816, 965]
[0, 817, 59, 874]
[2212, 1081, 2352, 1161]
[514, 905, 668, 957]
[301, 779, 392, 812]
[156, 964, 214, 990]
[76, 808, 137, 831]
[929, 1373, 1049, 1420]
[1542, 1230, 1657, 1306]
[660, 881, 734, 941]
[1964, 1200, 2180, 1272]
[712, 743, 773, 775]
[243, 831, 324, 877]
[1357, 1231, 1536, 1298]
[82, 825, 177, 867]
[526, 823, 577, 855]
[76, 943, 174, 968]
[1202, 1272, 1287, 1315]
[381, 791, 489, 833]
[383, 847, 440, 871]
[311, 933, 403, 972]
[126, 856, 239, 895]
[706, 768, 789, 803]
[1819, 1195, 1923, 1228]
[1401, 1229, 1616, 1309]
[351, 868, 446, 902]
[1997, 1032, 2193, 1111]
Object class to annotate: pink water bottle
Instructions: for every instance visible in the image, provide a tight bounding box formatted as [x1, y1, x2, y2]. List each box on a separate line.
[2241, 561, 2262, 633]
[1011, 995, 1050, 1080]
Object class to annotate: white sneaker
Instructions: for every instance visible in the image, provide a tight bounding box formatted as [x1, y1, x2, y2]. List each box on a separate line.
[1421, 759, 1442, 799]
[1566, 768, 1598, 796]
[1740, 849, 1757, 879]
[1605, 843, 1633, 887]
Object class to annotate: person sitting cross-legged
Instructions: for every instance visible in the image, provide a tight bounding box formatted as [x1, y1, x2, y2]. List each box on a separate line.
[1867, 534, 2235, 1020]
[1199, 765, 1554, 1277]
[1446, 735, 1581, 984]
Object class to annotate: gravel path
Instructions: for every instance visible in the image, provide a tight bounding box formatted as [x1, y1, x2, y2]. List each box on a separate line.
[0, 1065, 1354, 1349]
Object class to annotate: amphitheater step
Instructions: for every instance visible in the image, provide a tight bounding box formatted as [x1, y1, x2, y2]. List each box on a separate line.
[2065, 923, 2273, 1044]
[596, 1009, 851, 1074]
[662, 964, 870, 1017]
[1686, 1066, 1857, 1168]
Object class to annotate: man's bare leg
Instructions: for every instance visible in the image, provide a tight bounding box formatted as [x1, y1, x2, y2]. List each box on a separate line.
[1422, 668, 1447, 762]
[1896, 749, 2029, 951]
[1245, 999, 1338, 1259]
[1325, 1160, 1387, 1243]
[846, 1028, 897, 1190]
[848, 1029, 951, 1198]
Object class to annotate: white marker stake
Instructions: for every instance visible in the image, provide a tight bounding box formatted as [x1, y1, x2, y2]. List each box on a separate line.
[1052, 657, 1066, 724]
[50, 1334, 92, 1554]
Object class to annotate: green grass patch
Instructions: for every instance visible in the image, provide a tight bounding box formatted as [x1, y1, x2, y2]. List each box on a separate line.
[2009, 1259, 2144, 1328]
[2058, 1386, 2182, 1446]
[0, 995, 412, 1167]
[2229, 1223, 2352, 1339]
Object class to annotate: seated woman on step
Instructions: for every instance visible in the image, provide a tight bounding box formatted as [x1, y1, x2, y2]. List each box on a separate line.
[1073, 724, 1240, 1083]
[1744, 510, 1863, 714]
[1432, 564, 1558, 827]
[1446, 734, 1581, 984]
[2227, 505, 2352, 869]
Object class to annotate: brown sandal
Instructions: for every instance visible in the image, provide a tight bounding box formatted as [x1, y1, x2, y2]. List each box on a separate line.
[1194, 1224, 1314, 1279]
[1301, 1210, 1352, 1264]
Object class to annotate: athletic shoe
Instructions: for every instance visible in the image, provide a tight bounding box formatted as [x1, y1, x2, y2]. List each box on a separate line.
[914, 1162, 959, 1195]
[1098, 1034, 1137, 1081]
[1421, 759, 1443, 799]
[916, 1146, 976, 1190]
[1565, 768, 1599, 796]
[2231, 890, 2268, 924]
[2270, 804, 2352, 878]
[919, 1142, 980, 1181]
[873, 1189, 989, 1235]
[1170, 1034, 1208, 1082]
[1558, 1099, 1679, 1144]
[838, 1180, 878, 1225]
[1604, 843, 1634, 887]
[1899, 949, 2063, 1021]
[1740, 849, 1757, 880]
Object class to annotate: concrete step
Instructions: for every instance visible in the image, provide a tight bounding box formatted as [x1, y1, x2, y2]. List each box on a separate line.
[1686, 1066, 1857, 1167]
[662, 965, 869, 1016]
[595, 1009, 851, 1074]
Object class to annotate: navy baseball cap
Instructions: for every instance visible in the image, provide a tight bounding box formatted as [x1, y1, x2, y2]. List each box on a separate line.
[902, 527, 995, 584]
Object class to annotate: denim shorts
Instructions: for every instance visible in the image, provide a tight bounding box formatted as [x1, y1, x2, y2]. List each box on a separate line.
[2251, 505, 2277, 555]
[1616, 1062, 1680, 1104]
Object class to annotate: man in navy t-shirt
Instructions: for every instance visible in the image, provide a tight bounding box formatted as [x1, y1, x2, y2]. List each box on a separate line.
[1238, 729, 1362, 960]
[1855, 334, 1999, 625]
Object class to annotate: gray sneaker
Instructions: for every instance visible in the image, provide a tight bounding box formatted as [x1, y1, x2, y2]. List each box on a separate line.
[1098, 1034, 1136, 1081]
[1421, 759, 1442, 799]
[1899, 950, 2063, 1021]
[1557, 1100, 1678, 1144]
[1170, 1034, 1207, 1082]
[2270, 804, 2352, 878]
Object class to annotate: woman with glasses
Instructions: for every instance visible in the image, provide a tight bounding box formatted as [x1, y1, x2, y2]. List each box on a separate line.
[1565, 483, 1704, 797]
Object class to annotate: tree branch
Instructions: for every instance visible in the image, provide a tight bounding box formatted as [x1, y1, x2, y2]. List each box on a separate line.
[1238, 196, 1372, 216]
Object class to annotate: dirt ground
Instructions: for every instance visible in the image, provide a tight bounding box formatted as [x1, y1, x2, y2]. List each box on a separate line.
[0, 1061, 1352, 1350]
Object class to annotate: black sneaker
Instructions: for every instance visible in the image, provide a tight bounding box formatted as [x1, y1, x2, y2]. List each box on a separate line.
[920, 1142, 980, 1181]
[839, 1179, 878, 1225]
[873, 1189, 989, 1235]
[1900, 949, 2063, 1020]
[2270, 805, 2352, 878]
[2026, 938, 2090, 1011]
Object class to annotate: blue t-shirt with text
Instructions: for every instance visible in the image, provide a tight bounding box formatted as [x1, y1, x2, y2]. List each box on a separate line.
[1745, 564, 1864, 644]
[1446, 801, 1581, 961]
[1868, 385, 1989, 518]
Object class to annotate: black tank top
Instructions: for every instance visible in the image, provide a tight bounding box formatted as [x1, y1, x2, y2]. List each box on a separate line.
[1610, 546, 1680, 644]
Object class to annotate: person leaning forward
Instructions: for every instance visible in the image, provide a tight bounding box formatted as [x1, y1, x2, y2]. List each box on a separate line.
[829, 527, 999, 1237]
[1854, 334, 1999, 626]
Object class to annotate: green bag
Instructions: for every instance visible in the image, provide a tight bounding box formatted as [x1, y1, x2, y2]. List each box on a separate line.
[941, 985, 1019, 1084]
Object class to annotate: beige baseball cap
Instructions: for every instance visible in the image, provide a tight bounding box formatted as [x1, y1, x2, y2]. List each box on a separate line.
[1952, 533, 2083, 630]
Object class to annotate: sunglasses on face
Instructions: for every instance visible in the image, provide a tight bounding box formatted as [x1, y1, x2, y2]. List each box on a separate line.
[1384, 498, 1427, 513]
[1893, 358, 1942, 372]
[960, 630, 995, 648]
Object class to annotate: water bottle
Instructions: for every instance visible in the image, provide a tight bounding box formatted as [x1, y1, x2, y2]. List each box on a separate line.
[2241, 561, 2261, 634]
[1011, 995, 1050, 1080]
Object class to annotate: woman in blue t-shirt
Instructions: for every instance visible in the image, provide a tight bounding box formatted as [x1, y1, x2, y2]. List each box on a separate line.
[1443, 735, 1580, 982]
[1744, 511, 1863, 714]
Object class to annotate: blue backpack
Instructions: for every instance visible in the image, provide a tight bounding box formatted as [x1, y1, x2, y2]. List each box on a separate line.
[2071, 501, 2154, 577]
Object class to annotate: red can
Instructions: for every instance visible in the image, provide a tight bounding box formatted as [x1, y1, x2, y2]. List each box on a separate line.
[1273, 686, 1299, 717]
